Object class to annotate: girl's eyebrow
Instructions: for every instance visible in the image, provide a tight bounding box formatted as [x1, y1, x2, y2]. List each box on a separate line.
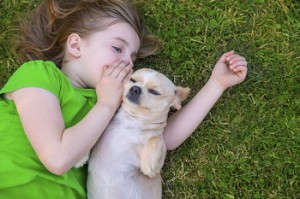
[114, 37, 129, 45]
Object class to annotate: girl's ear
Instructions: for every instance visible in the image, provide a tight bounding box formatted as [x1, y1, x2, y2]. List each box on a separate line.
[172, 87, 190, 110]
[66, 33, 82, 58]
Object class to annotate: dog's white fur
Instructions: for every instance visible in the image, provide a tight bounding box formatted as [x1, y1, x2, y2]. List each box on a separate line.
[86, 68, 190, 199]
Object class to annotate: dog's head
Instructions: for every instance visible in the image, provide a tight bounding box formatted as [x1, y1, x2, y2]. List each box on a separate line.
[122, 68, 190, 122]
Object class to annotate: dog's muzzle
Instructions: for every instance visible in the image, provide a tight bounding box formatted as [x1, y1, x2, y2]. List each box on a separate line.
[126, 85, 141, 105]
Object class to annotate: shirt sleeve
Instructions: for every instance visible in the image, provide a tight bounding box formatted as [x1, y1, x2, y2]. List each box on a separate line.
[0, 60, 63, 99]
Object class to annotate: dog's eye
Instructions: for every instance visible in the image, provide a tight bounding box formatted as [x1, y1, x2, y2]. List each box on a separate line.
[148, 89, 160, 96]
[130, 78, 136, 83]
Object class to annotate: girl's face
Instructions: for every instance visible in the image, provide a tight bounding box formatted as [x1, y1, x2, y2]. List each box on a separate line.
[75, 21, 140, 88]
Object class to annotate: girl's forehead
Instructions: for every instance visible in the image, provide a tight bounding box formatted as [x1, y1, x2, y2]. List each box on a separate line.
[107, 22, 138, 36]
[84, 18, 139, 40]
[92, 22, 138, 39]
[107, 22, 140, 47]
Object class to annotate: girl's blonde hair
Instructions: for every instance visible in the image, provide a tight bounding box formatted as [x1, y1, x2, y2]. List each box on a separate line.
[14, 0, 162, 68]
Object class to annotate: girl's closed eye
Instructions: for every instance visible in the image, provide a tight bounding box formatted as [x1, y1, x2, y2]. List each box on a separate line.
[112, 46, 122, 53]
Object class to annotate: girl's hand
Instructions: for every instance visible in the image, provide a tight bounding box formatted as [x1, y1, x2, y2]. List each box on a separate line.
[210, 50, 248, 91]
[96, 60, 133, 110]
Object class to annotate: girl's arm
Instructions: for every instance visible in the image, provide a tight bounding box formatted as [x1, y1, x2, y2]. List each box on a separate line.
[164, 78, 224, 150]
[8, 61, 133, 175]
[164, 51, 248, 150]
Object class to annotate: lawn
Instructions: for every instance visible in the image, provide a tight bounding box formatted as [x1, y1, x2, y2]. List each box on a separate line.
[1, 0, 299, 198]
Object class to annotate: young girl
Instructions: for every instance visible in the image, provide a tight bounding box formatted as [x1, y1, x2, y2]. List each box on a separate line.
[0, 0, 247, 198]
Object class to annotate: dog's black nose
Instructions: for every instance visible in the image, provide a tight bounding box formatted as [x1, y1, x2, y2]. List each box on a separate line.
[130, 86, 142, 95]
[126, 86, 142, 105]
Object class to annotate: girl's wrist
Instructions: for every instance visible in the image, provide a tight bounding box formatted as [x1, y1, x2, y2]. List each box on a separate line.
[206, 77, 227, 94]
[94, 101, 119, 115]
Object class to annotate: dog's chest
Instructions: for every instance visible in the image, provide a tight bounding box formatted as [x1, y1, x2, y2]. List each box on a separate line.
[102, 114, 156, 153]
[106, 110, 161, 144]
[91, 112, 161, 170]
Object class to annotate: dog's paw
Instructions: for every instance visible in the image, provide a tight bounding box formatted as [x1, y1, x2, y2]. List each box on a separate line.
[140, 162, 160, 178]
[140, 136, 166, 178]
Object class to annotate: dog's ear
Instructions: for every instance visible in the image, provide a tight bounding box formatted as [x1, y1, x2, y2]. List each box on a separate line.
[172, 87, 190, 110]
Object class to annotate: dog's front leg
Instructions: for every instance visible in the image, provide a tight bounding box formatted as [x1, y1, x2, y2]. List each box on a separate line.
[140, 135, 166, 178]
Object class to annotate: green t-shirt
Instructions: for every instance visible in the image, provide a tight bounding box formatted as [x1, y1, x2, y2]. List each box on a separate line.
[0, 60, 97, 198]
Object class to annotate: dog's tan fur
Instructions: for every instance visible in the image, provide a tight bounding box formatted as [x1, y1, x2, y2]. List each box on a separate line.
[87, 68, 189, 199]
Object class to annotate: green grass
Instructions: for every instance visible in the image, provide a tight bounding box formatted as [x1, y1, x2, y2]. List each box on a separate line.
[1, 0, 299, 198]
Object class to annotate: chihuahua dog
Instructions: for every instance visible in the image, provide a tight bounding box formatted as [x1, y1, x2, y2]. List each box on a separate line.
[87, 68, 190, 199]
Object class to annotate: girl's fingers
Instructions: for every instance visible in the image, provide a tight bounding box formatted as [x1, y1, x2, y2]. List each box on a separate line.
[116, 63, 133, 82]
[219, 50, 235, 63]
[103, 61, 133, 81]
[111, 62, 130, 78]
[122, 68, 133, 84]
[226, 54, 245, 63]
[229, 60, 247, 70]
[224, 50, 235, 58]
[233, 65, 248, 79]
[103, 60, 122, 76]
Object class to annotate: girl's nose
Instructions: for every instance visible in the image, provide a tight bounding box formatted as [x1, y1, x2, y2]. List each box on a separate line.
[123, 55, 134, 66]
